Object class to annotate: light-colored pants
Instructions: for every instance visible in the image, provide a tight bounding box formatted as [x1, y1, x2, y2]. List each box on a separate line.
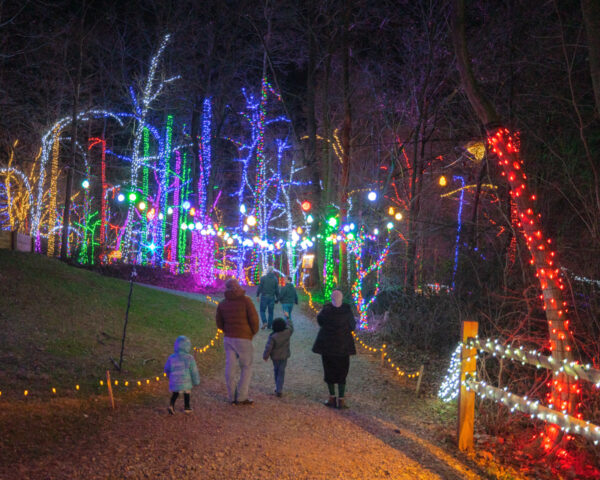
[224, 336, 254, 402]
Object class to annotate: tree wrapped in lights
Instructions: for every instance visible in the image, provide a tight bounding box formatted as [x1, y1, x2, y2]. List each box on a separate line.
[46, 126, 61, 256]
[120, 34, 178, 261]
[31, 110, 123, 254]
[453, 0, 577, 448]
[0, 140, 34, 233]
[191, 98, 217, 287]
[323, 213, 339, 299]
[230, 77, 292, 283]
[347, 227, 390, 328]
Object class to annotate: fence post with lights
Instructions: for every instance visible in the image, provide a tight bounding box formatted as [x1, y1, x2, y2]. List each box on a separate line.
[458, 320, 478, 451]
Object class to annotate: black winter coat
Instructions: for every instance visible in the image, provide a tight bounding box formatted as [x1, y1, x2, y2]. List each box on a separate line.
[312, 303, 357, 356]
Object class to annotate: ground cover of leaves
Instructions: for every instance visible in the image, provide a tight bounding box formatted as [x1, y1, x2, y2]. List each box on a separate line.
[0, 287, 528, 480]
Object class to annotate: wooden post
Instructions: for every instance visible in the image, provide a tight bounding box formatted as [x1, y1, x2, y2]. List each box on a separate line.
[380, 344, 386, 367]
[458, 320, 478, 451]
[415, 364, 425, 396]
[106, 370, 115, 410]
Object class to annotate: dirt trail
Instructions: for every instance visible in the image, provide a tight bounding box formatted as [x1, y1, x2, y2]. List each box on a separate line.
[6, 285, 489, 480]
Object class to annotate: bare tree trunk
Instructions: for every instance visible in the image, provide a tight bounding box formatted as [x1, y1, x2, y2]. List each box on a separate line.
[453, 0, 576, 448]
[191, 96, 201, 204]
[339, 0, 352, 290]
[60, 14, 84, 261]
[469, 157, 487, 249]
[307, 0, 323, 290]
[582, 0, 600, 116]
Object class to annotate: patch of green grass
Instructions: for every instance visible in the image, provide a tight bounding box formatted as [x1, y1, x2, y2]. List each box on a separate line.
[0, 250, 219, 399]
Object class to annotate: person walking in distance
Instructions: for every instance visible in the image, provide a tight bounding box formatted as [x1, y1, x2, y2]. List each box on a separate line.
[216, 278, 259, 405]
[278, 276, 298, 321]
[257, 266, 279, 329]
[312, 290, 356, 409]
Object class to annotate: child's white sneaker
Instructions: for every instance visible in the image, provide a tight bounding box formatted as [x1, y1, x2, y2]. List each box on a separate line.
[168, 405, 175, 415]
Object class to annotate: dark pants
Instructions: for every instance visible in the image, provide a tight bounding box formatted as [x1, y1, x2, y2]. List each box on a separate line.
[260, 294, 276, 328]
[170, 392, 190, 409]
[272, 359, 287, 393]
[321, 355, 350, 384]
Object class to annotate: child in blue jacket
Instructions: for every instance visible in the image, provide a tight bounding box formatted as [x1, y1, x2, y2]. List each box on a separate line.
[164, 335, 200, 414]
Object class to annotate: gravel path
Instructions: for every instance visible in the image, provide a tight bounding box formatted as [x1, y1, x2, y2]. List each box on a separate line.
[7, 286, 489, 480]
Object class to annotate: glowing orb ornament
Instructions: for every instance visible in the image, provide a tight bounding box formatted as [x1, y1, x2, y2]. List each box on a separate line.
[368, 191, 377, 201]
[81, 179, 90, 189]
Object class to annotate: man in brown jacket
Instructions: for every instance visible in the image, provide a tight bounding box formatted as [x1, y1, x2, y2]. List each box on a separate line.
[216, 278, 259, 405]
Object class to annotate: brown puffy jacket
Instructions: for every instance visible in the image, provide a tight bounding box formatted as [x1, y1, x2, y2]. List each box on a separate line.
[216, 287, 259, 340]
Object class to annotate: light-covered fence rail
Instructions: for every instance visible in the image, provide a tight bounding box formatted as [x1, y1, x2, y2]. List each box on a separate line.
[455, 321, 600, 450]
[467, 337, 600, 387]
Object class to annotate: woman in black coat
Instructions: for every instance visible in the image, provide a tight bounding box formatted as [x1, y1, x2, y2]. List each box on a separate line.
[312, 290, 356, 409]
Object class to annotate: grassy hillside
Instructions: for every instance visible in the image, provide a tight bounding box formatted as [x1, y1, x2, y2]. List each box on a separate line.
[0, 250, 220, 399]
